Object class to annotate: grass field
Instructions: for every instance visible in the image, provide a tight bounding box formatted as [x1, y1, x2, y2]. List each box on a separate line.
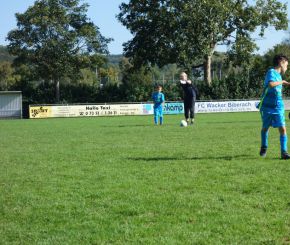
[1, 112, 290, 244]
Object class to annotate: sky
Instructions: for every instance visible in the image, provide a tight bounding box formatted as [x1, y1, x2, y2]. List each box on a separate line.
[0, 0, 289, 55]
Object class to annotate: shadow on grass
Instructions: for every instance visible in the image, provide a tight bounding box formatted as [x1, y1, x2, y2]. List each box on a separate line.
[204, 120, 259, 124]
[101, 121, 260, 128]
[102, 124, 152, 128]
[128, 154, 253, 162]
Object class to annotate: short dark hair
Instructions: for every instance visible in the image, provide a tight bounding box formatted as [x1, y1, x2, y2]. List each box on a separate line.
[155, 85, 162, 89]
[273, 54, 289, 67]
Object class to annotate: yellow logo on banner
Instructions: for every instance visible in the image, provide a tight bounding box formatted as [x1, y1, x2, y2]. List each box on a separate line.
[29, 106, 52, 118]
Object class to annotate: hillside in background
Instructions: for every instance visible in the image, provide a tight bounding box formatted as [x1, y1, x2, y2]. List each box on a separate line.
[107, 54, 123, 65]
[0, 45, 227, 70]
[0, 45, 123, 65]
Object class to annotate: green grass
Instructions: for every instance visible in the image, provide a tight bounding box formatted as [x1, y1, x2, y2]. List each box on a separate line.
[1, 112, 290, 244]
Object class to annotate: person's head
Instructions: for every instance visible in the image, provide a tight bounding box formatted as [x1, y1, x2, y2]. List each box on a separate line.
[180, 72, 188, 81]
[155, 85, 162, 92]
[273, 54, 289, 74]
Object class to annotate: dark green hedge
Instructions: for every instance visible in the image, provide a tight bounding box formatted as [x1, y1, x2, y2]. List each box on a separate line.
[11, 74, 269, 105]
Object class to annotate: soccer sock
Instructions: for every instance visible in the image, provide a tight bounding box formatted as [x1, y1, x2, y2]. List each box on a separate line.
[280, 134, 288, 153]
[261, 130, 268, 148]
[160, 116, 163, 125]
[154, 116, 158, 125]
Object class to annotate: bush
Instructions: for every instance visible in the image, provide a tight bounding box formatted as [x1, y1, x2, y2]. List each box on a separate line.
[197, 74, 264, 100]
[10, 73, 266, 105]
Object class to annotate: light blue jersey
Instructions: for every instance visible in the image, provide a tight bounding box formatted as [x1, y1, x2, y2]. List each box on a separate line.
[261, 68, 284, 113]
[260, 68, 285, 129]
[152, 92, 165, 108]
[152, 91, 165, 125]
[259, 57, 289, 157]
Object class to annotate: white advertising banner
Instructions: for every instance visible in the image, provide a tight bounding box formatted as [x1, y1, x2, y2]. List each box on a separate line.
[30, 99, 287, 119]
[284, 100, 290, 110]
[196, 100, 260, 113]
[30, 104, 142, 119]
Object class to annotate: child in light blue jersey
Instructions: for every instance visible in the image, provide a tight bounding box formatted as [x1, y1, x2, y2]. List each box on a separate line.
[152, 85, 165, 125]
[259, 54, 290, 159]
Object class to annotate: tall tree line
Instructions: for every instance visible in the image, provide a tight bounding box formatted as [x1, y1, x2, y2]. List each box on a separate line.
[1, 0, 290, 103]
[118, 0, 288, 85]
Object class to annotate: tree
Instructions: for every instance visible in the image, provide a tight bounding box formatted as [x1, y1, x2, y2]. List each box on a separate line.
[263, 43, 290, 96]
[79, 68, 99, 86]
[0, 62, 19, 90]
[98, 65, 120, 85]
[119, 58, 153, 101]
[7, 0, 111, 102]
[0, 45, 14, 62]
[118, 0, 288, 85]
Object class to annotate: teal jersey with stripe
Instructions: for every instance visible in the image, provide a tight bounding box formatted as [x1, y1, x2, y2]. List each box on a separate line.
[261, 68, 284, 113]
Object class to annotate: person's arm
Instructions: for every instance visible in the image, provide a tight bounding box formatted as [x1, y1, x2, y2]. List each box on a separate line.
[152, 92, 155, 102]
[268, 80, 290, 87]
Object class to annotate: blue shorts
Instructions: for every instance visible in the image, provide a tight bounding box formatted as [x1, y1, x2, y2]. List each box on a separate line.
[154, 106, 163, 117]
[260, 111, 285, 128]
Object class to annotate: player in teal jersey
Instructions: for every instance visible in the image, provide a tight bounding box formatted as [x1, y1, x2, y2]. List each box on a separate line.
[259, 54, 290, 159]
[152, 85, 165, 125]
